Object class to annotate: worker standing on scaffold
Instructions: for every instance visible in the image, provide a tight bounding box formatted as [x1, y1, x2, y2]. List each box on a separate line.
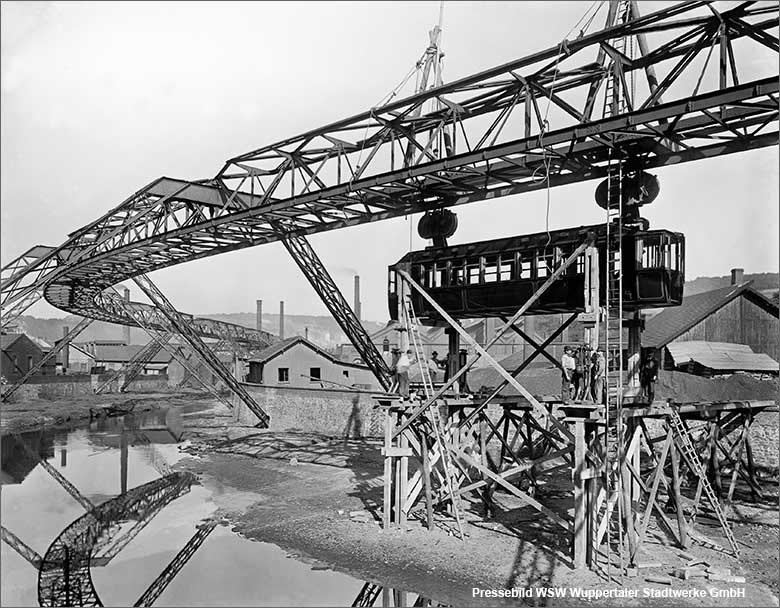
[560, 347, 576, 401]
[640, 351, 658, 404]
[395, 348, 415, 401]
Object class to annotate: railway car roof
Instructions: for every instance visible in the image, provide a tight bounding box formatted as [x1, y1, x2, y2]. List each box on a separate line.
[392, 223, 683, 265]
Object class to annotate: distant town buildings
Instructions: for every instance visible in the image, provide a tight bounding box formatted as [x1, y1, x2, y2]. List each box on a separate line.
[60, 340, 172, 375]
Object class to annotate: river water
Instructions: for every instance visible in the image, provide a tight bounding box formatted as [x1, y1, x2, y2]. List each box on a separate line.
[1, 404, 431, 607]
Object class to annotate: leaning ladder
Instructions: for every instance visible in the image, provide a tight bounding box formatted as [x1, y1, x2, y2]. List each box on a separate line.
[403, 293, 464, 538]
[667, 408, 739, 555]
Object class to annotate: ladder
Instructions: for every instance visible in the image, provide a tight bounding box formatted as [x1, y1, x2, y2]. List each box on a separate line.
[667, 408, 739, 555]
[603, 0, 632, 119]
[402, 294, 464, 538]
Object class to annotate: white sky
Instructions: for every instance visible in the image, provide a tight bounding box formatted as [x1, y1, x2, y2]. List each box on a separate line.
[1, 1, 777, 322]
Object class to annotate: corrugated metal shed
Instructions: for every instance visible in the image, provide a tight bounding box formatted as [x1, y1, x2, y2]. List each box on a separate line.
[667, 341, 778, 373]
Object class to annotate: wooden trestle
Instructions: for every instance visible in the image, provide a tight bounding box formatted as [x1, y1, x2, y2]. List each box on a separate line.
[376, 393, 775, 570]
[376, 234, 776, 574]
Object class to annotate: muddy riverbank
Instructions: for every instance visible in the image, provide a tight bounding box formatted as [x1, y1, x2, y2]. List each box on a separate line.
[178, 401, 780, 607]
[0, 390, 212, 434]
[2, 392, 777, 606]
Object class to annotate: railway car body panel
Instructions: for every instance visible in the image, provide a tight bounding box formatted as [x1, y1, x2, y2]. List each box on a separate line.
[388, 223, 684, 324]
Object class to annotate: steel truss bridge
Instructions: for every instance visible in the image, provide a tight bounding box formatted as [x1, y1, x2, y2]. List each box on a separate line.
[1, 0, 778, 416]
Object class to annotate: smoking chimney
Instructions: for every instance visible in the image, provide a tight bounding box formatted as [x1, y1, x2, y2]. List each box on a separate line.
[279, 301, 285, 339]
[354, 275, 361, 321]
[61, 326, 70, 372]
[730, 268, 744, 286]
[123, 287, 131, 345]
[256, 299, 263, 331]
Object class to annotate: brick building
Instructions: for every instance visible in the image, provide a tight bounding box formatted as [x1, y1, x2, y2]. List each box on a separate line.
[1, 333, 55, 381]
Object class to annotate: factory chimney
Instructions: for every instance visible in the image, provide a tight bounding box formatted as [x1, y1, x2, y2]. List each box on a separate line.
[354, 275, 361, 322]
[123, 287, 131, 345]
[61, 326, 70, 372]
[730, 268, 744, 286]
[279, 301, 285, 340]
[256, 299, 263, 331]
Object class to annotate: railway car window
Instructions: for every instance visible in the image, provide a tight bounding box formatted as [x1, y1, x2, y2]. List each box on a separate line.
[452, 261, 465, 285]
[663, 237, 672, 269]
[669, 241, 678, 271]
[484, 255, 498, 283]
[499, 258, 512, 281]
[536, 251, 552, 278]
[423, 264, 433, 288]
[635, 239, 643, 268]
[520, 258, 532, 279]
[575, 253, 585, 274]
[388, 270, 396, 294]
[434, 265, 447, 288]
[467, 259, 480, 285]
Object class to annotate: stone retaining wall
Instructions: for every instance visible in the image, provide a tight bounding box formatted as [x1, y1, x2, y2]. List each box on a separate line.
[236, 383, 383, 437]
[1, 375, 170, 403]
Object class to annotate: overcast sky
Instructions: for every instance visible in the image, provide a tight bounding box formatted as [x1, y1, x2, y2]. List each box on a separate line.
[2, 1, 777, 322]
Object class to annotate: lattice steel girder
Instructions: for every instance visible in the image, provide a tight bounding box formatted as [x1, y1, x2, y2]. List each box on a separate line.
[1, 245, 56, 292]
[133, 521, 216, 607]
[216, 1, 777, 194]
[42, 76, 777, 325]
[13, 434, 94, 511]
[38, 473, 195, 608]
[2, 317, 94, 402]
[131, 274, 270, 427]
[25, 0, 776, 330]
[279, 230, 392, 391]
[98, 289, 244, 411]
[1, 526, 43, 569]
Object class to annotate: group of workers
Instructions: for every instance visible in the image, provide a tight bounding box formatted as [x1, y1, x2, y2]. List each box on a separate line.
[560, 345, 658, 404]
[388, 348, 467, 400]
[386, 341, 659, 405]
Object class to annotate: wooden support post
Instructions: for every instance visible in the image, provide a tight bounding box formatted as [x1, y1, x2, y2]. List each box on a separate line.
[725, 414, 750, 508]
[383, 409, 393, 530]
[669, 440, 688, 548]
[573, 420, 587, 568]
[421, 436, 434, 531]
[621, 460, 637, 564]
[499, 409, 511, 465]
[711, 415, 722, 498]
[744, 421, 759, 503]
[399, 428, 409, 528]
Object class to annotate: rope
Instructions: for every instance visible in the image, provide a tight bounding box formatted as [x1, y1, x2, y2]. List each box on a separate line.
[536, 0, 605, 253]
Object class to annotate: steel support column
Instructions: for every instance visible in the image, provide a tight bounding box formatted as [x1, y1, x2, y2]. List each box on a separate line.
[278, 231, 393, 391]
[131, 274, 270, 426]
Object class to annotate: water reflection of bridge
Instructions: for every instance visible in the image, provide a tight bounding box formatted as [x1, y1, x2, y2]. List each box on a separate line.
[1, 414, 212, 607]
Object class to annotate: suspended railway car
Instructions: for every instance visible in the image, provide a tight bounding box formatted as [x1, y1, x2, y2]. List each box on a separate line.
[388, 223, 684, 324]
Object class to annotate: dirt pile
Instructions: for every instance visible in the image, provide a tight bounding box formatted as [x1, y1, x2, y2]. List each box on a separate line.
[469, 364, 777, 403]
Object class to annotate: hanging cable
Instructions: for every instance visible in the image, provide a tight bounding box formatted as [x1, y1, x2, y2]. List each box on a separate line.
[535, 1, 605, 254]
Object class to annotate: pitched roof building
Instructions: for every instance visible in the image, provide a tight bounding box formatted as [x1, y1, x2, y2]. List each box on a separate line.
[247, 336, 377, 390]
[1, 333, 55, 381]
[642, 273, 779, 373]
